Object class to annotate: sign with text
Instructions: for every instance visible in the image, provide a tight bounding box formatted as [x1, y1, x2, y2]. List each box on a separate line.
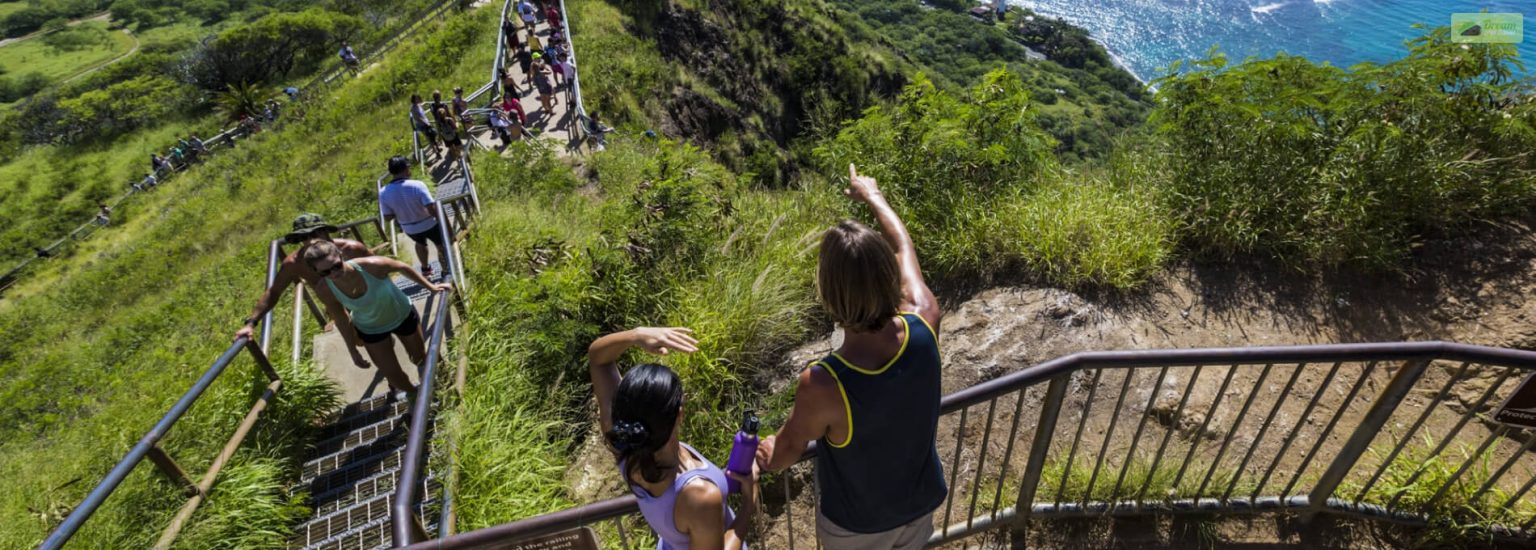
[1451, 13, 1523, 44]
[1494, 373, 1536, 428]
[503, 527, 599, 550]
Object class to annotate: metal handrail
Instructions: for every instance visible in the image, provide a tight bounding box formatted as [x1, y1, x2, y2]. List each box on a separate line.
[433, 192, 462, 291]
[39, 338, 281, 550]
[397, 340, 1536, 549]
[556, 0, 587, 145]
[376, 175, 401, 257]
[392, 288, 455, 546]
[457, 152, 483, 232]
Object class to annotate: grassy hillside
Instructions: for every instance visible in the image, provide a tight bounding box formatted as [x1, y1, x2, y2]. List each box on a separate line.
[0, 21, 135, 82]
[0, 0, 439, 275]
[0, 4, 497, 547]
[6, 0, 1536, 546]
[449, 0, 1170, 532]
[447, 0, 1536, 537]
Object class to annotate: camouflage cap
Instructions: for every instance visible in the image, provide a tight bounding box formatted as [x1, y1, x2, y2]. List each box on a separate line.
[284, 213, 339, 243]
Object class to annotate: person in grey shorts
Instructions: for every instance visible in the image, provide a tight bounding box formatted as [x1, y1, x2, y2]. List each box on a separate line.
[756, 164, 947, 549]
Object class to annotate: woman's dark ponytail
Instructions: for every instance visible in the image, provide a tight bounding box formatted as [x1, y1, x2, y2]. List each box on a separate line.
[606, 364, 684, 484]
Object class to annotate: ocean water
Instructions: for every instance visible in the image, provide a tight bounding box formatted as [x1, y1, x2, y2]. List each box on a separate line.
[1008, 0, 1531, 83]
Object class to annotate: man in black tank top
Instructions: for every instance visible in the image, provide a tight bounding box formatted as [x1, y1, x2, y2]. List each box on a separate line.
[757, 164, 946, 549]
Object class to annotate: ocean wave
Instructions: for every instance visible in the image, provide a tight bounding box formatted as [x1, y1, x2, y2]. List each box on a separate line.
[1251, 2, 1286, 14]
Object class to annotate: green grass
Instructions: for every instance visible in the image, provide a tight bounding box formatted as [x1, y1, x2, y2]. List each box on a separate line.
[1342, 433, 1536, 545]
[0, 2, 25, 19]
[0, 21, 135, 82]
[4, 0, 1534, 547]
[0, 4, 499, 547]
[135, 21, 216, 50]
[0, 118, 223, 263]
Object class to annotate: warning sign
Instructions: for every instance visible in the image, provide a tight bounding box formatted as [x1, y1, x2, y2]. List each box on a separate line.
[1493, 373, 1536, 428]
[504, 527, 599, 550]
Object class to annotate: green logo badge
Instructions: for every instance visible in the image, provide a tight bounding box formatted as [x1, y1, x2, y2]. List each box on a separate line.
[1452, 13, 1522, 44]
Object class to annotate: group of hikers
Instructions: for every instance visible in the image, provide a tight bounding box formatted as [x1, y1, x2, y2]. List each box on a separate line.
[409, 7, 579, 159]
[148, 134, 210, 180]
[222, 3, 942, 547]
[228, 159, 938, 548]
[233, 155, 454, 399]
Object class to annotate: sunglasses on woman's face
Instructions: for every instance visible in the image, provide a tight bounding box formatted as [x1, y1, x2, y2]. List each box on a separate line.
[313, 260, 344, 278]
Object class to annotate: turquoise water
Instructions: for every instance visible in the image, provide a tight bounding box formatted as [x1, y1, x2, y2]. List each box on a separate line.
[1008, 0, 1530, 83]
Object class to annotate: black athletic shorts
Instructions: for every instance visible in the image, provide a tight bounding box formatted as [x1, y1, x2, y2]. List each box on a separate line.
[357, 309, 420, 344]
[407, 222, 447, 251]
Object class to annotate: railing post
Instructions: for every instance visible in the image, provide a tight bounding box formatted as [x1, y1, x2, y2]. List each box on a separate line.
[146, 446, 199, 498]
[1014, 373, 1069, 525]
[292, 284, 307, 365]
[302, 283, 328, 329]
[1305, 358, 1431, 519]
[260, 240, 283, 354]
[245, 337, 281, 382]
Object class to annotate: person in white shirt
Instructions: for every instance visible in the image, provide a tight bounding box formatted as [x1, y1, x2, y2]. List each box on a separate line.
[517, 0, 537, 29]
[379, 156, 449, 278]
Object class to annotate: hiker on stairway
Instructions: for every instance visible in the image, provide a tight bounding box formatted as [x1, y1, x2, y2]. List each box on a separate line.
[531, 53, 557, 116]
[232, 213, 377, 370]
[756, 164, 947, 550]
[304, 240, 448, 398]
[380, 156, 451, 281]
[517, 0, 537, 31]
[499, 67, 522, 99]
[452, 87, 472, 125]
[489, 106, 515, 147]
[339, 43, 361, 74]
[502, 16, 519, 55]
[410, 94, 443, 160]
[589, 327, 760, 550]
[434, 103, 465, 163]
[545, 4, 562, 33]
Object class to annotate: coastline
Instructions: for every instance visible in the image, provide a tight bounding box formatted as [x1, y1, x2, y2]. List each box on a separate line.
[1087, 34, 1152, 89]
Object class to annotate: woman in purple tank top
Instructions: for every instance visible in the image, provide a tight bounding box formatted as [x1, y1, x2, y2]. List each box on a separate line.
[589, 326, 759, 550]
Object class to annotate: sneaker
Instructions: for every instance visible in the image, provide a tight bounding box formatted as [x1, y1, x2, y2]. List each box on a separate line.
[421, 265, 434, 278]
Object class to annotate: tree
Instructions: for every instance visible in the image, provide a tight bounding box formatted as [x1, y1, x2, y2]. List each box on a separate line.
[184, 8, 364, 90]
[1, 7, 57, 38]
[214, 81, 264, 121]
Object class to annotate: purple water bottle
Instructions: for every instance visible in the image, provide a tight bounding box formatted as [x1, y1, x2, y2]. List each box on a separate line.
[725, 410, 760, 493]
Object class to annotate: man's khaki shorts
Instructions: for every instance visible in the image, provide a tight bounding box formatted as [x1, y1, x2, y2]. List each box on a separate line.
[816, 509, 934, 550]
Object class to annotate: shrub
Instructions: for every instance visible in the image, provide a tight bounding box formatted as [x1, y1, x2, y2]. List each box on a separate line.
[814, 69, 1056, 278]
[1151, 27, 1536, 268]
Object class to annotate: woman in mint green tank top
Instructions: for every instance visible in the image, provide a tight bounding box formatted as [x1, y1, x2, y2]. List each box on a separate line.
[304, 241, 449, 397]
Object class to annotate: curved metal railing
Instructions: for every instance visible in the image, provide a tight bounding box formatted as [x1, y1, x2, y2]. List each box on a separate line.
[397, 341, 1536, 549]
[555, 0, 588, 148]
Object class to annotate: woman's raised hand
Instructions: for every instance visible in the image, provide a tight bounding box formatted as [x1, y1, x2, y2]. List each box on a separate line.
[845, 163, 882, 204]
[633, 327, 699, 356]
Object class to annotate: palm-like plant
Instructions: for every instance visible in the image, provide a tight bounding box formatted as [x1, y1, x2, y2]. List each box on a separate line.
[214, 81, 265, 122]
